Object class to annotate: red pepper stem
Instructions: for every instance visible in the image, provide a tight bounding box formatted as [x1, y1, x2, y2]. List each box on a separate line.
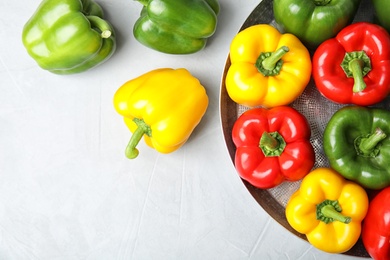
[86, 16, 113, 39]
[359, 128, 387, 154]
[125, 118, 152, 159]
[261, 46, 289, 71]
[350, 59, 367, 93]
[261, 132, 278, 149]
[340, 51, 371, 93]
[259, 131, 286, 157]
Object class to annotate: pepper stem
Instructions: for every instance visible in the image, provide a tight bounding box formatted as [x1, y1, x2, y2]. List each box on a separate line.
[262, 46, 289, 70]
[316, 200, 351, 224]
[135, 0, 149, 6]
[355, 127, 387, 157]
[340, 51, 371, 93]
[350, 59, 366, 92]
[255, 46, 289, 76]
[125, 118, 152, 159]
[259, 131, 286, 157]
[313, 0, 331, 5]
[87, 16, 114, 39]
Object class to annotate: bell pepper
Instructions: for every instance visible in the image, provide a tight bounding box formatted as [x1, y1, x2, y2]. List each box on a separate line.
[372, 0, 390, 33]
[232, 106, 315, 189]
[225, 24, 311, 108]
[323, 106, 390, 190]
[273, 0, 361, 49]
[133, 0, 219, 54]
[362, 187, 390, 260]
[286, 167, 369, 254]
[113, 68, 208, 159]
[312, 22, 390, 106]
[22, 0, 116, 75]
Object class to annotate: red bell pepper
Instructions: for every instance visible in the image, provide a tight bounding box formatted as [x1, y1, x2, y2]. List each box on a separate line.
[312, 22, 390, 106]
[232, 106, 315, 189]
[362, 187, 390, 260]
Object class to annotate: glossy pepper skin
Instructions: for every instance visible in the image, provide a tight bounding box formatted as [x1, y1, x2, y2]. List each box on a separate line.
[226, 24, 311, 108]
[232, 106, 315, 189]
[22, 0, 116, 75]
[323, 106, 390, 190]
[362, 187, 390, 260]
[133, 0, 219, 54]
[286, 168, 368, 254]
[273, 0, 361, 49]
[313, 22, 390, 106]
[372, 0, 390, 32]
[113, 68, 208, 159]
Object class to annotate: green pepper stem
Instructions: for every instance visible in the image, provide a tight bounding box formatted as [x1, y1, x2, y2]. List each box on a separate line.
[124, 118, 152, 159]
[259, 131, 286, 157]
[316, 200, 351, 224]
[135, 0, 149, 6]
[313, 0, 331, 5]
[86, 16, 114, 39]
[359, 128, 387, 154]
[261, 46, 289, 71]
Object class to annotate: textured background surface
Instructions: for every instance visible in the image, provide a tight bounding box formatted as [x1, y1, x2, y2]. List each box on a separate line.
[1, 0, 366, 259]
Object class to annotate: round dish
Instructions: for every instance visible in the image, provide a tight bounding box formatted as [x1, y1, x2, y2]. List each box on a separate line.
[220, 0, 380, 257]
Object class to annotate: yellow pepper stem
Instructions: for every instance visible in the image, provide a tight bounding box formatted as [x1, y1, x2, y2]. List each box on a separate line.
[256, 46, 289, 76]
[316, 200, 351, 224]
[125, 118, 152, 159]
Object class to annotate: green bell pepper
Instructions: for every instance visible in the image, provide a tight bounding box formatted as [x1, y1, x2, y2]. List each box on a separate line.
[22, 0, 116, 75]
[323, 106, 390, 190]
[133, 0, 219, 54]
[372, 0, 390, 32]
[273, 0, 361, 49]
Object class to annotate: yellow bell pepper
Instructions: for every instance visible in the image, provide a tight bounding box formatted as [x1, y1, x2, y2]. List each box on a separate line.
[285, 168, 368, 254]
[113, 68, 208, 159]
[226, 24, 311, 108]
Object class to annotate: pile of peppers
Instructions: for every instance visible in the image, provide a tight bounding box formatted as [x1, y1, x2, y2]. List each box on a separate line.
[21, 0, 390, 258]
[226, 1, 390, 258]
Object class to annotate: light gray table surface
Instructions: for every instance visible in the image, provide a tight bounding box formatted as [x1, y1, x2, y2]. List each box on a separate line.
[1, 0, 367, 259]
